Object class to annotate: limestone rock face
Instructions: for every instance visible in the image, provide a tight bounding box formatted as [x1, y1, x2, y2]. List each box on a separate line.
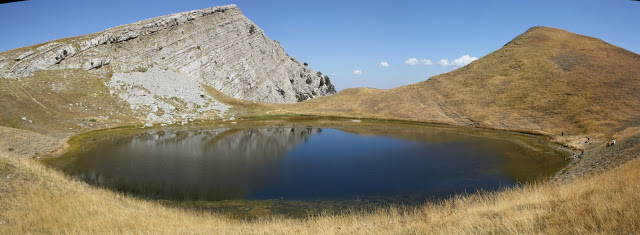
[0, 4, 335, 103]
[108, 67, 230, 125]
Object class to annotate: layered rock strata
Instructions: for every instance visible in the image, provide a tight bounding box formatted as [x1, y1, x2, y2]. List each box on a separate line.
[0, 4, 335, 103]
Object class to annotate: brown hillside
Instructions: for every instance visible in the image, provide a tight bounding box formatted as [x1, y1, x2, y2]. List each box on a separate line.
[284, 26, 640, 137]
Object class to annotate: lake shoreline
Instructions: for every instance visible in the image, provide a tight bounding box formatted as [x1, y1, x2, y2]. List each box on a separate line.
[40, 119, 568, 217]
[34, 115, 590, 182]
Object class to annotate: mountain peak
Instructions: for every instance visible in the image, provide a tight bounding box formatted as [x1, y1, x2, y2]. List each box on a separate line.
[503, 26, 568, 48]
[291, 26, 640, 136]
[0, 5, 335, 103]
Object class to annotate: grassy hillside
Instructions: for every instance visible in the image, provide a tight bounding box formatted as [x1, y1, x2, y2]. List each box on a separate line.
[285, 27, 640, 138]
[0, 69, 136, 138]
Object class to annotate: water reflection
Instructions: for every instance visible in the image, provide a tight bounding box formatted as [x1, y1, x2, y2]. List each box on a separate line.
[74, 127, 320, 200]
[53, 126, 565, 202]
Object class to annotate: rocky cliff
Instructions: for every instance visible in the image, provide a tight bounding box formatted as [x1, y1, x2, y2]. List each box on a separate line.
[0, 4, 335, 103]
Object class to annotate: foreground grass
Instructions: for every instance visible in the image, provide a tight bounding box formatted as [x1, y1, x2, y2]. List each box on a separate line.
[1, 145, 639, 234]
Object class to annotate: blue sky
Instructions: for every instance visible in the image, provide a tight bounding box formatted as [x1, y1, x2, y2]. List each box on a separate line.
[1, 0, 638, 90]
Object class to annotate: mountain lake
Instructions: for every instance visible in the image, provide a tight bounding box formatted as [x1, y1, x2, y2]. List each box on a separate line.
[42, 120, 567, 218]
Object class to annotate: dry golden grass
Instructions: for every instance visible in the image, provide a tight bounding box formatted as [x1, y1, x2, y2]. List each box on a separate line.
[0, 126, 62, 159]
[1, 140, 639, 234]
[203, 84, 278, 118]
[0, 69, 137, 137]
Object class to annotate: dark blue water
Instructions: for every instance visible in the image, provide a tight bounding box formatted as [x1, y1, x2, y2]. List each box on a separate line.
[48, 126, 564, 202]
[247, 129, 508, 200]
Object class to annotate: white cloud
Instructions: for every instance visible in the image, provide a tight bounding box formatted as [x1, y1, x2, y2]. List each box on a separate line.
[438, 59, 449, 67]
[438, 55, 478, 67]
[405, 58, 433, 66]
[330, 73, 336, 76]
[405, 58, 419, 65]
[379, 61, 390, 67]
[449, 55, 478, 67]
[352, 70, 362, 75]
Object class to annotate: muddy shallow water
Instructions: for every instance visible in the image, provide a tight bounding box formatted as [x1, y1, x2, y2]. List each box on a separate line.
[44, 122, 566, 208]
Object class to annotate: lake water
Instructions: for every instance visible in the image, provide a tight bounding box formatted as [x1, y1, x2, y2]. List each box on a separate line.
[46, 124, 566, 203]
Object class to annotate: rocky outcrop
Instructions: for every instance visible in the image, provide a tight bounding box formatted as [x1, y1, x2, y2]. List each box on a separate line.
[0, 4, 335, 103]
[108, 67, 230, 125]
